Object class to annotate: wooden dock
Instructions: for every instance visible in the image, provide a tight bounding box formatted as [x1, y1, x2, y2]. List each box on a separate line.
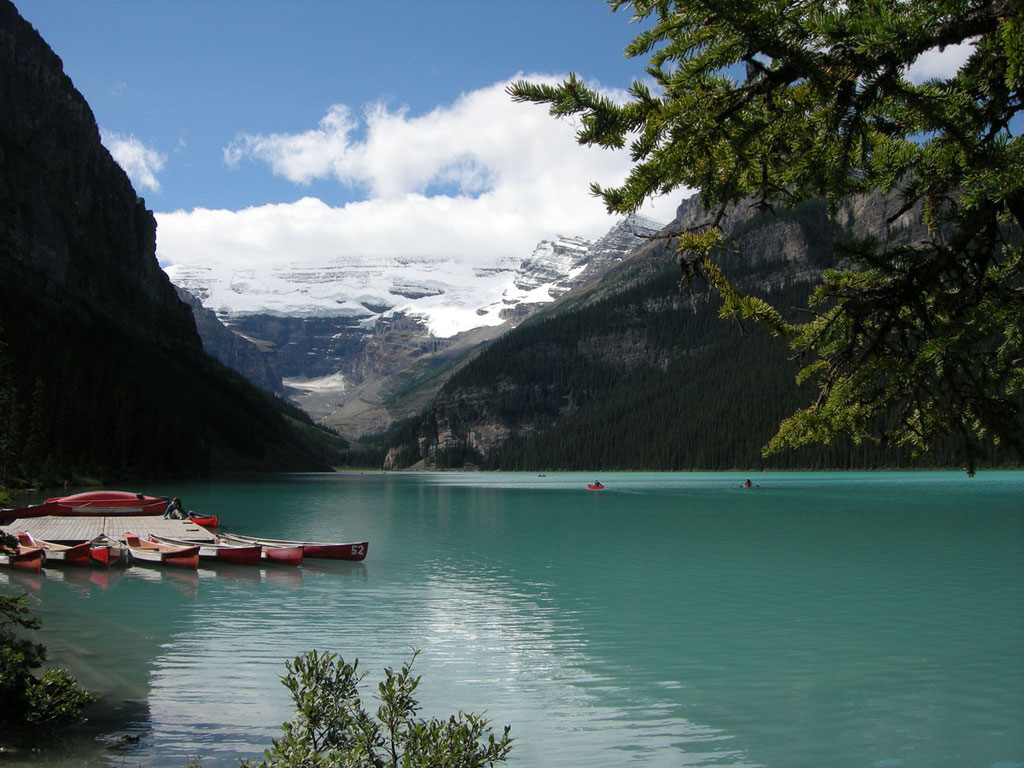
[0, 516, 215, 543]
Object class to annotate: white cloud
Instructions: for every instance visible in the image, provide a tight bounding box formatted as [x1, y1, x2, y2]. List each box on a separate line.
[221, 77, 653, 203]
[102, 131, 166, 192]
[223, 104, 360, 186]
[905, 39, 977, 84]
[159, 76, 679, 278]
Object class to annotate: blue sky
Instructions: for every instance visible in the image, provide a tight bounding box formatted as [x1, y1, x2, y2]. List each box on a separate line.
[18, 1, 655, 209]
[14, 1, 980, 278]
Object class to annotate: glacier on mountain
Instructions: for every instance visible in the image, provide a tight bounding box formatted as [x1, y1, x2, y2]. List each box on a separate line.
[164, 215, 662, 339]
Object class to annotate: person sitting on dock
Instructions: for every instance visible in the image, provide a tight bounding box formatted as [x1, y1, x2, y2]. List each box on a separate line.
[163, 497, 185, 519]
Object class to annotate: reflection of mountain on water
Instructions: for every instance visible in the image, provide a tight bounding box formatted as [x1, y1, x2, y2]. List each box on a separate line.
[0, 563, 202, 766]
[0, 695, 153, 766]
[0, 557, 327, 766]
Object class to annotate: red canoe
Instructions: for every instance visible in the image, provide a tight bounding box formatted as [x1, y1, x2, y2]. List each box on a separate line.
[257, 542, 304, 566]
[216, 533, 303, 565]
[186, 513, 219, 529]
[219, 532, 367, 561]
[149, 534, 260, 566]
[1, 490, 168, 523]
[15, 532, 91, 566]
[587, 483, 605, 490]
[123, 533, 200, 570]
[0, 544, 44, 572]
[89, 536, 126, 567]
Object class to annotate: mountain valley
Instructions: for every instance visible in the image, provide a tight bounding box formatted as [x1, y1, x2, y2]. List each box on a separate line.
[168, 215, 663, 445]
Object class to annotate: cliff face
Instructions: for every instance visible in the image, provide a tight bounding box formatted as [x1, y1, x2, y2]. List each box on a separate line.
[175, 287, 284, 393]
[385, 191, 932, 471]
[667, 192, 926, 288]
[0, 1, 198, 349]
[0, 1, 344, 480]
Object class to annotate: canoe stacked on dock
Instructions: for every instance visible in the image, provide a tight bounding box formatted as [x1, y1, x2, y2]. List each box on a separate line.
[0, 490, 169, 523]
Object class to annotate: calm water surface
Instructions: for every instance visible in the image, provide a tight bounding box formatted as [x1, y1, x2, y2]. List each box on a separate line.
[2, 471, 1022, 767]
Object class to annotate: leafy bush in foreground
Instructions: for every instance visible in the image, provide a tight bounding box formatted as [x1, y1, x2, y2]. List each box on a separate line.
[242, 650, 513, 768]
[0, 534, 96, 738]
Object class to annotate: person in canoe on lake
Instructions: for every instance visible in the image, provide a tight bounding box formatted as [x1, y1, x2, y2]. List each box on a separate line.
[162, 497, 185, 519]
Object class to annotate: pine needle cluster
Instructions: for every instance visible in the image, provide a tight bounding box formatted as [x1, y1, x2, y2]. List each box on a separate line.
[510, 0, 1024, 473]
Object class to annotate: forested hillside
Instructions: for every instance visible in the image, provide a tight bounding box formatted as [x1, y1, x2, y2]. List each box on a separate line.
[384, 196, 1012, 472]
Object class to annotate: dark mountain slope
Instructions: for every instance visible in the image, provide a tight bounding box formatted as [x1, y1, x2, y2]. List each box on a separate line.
[384, 195, 1005, 471]
[0, 0, 345, 482]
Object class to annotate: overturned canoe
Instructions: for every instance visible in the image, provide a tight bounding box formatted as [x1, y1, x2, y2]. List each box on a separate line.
[1, 490, 168, 523]
[219, 532, 367, 561]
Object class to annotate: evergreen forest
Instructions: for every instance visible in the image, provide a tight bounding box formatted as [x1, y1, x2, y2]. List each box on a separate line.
[387, 259, 1014, 472]
[0, 296, 349, 489]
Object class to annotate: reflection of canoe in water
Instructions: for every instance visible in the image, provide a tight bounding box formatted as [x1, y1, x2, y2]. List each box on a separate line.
[15, 531, 92, 566]
[220, 532, 368, 561]
[150, 534, 261, 566]
[0, 544, 44, 572]
[56, 565, 124, 590]
[124, 533, 200, 569]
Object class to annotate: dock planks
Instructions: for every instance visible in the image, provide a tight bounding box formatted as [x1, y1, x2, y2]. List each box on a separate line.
[0, 516, 215, 544]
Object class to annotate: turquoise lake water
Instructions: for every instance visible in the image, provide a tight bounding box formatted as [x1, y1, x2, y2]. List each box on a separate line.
[1, 471, 1022, 767]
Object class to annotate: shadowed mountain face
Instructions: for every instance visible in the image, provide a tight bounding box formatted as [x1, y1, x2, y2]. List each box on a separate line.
[0, 2, 197, 350]
[382, 193, 946, 471]
[0, 1, 345, 481]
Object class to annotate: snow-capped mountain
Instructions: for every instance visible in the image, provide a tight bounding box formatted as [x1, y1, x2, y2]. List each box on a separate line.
[165, 214, 662, 340]
[165, 214, 663, 440]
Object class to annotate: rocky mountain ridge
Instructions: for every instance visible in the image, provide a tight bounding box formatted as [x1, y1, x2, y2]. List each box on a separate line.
[383, 190, 933, 470]
[167, 214, 662, 331]
[0, 0, 345, 481]
[0, 1, 197, 351]
[174, 214, 663, 443]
